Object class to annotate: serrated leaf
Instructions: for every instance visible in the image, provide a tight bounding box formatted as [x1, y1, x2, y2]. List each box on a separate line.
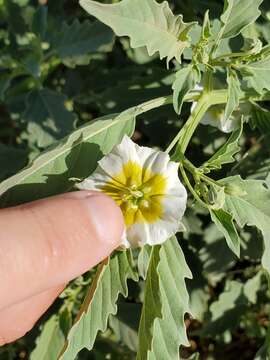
[210, 208, 240, 257]
[224, 68, 241, 122]
[50, 19, 114, 66]
[0, 107, 136, 206]
[172, 65, 200, 114]
[59, 251, 138, 360]
[30, 316, 65, 360]
[202, 121, 243, 172]
[221, 176, 270, 274]
[250, 103, 270, 133]
[137, 237, 192, 360]
[137, 245, 151, 280]
[202, 280, 246, 335]
[80, 0, 195, 66]
[23, 88, 76, 148]
[220, 0, 263, 39]
[240, 55, 270, 94]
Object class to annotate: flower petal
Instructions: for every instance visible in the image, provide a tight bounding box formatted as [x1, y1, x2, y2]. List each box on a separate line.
[77, 135, 188, 248]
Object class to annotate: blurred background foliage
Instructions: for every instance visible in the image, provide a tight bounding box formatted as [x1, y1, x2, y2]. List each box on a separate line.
[1, 0, 270, 359]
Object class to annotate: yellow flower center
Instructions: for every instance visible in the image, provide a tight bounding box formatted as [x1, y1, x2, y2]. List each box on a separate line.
[101, 161, 167, 227]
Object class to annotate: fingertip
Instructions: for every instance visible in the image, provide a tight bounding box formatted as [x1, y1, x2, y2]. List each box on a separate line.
[0, 191, 125, 309]
[80, 191, 125, 248]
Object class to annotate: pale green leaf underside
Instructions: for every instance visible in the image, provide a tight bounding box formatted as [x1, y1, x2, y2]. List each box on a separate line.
[80, 0, 195, 65]
[30, 316, 65, 360]
[220, 0, 263, 39]
[241, 55, 270, 94]
[224, 69, 241, 122]
[202, 122, 242, 172]
[137, 237, 192, 360]
[221, 176, 270, 273]
[210, 208, 240, 257]
[172, 65, 200, 114]
[59, 251, 137, 360]
[0, 110, 136, 207]
[137, 245, 152, 280]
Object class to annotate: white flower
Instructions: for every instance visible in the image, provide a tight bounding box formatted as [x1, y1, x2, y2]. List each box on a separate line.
[192, 85, 250, 133]
[197, 104, 238, 133]
[77, 135, 187, 248]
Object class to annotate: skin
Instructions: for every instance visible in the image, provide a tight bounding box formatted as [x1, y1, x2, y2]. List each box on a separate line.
[0, 191, 124, 345]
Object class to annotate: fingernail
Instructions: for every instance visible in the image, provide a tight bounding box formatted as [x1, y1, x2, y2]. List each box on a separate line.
[83, 194, 124, 247]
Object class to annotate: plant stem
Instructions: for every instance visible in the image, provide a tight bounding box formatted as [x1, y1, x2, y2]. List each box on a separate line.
[138, 89, 270, 124]
[171, 92, 210, 158]
[179, 163, 208, 208]
[166, 89, 270, 158]
[180, 154, 222, 188]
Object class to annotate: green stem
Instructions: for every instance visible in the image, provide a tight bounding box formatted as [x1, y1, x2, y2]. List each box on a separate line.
[171, 92, 210, 158]
[142, 90, 270, 125]
[179, 163, 208, 208]
[180, 154, 222, 188]
[166, 89, 270, 158]
[133, 90, 204, 118]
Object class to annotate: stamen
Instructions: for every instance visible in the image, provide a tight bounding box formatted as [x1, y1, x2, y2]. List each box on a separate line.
[129, 203, 139, 210]
[130, 189, 144, 198]
[141, 200, 149, 208]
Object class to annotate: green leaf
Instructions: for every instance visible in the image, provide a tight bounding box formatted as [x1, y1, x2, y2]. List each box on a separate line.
[240, 55, 270, 94]
[0, 74, 11, 101]
[79, 0, 196, 66]
[255, 325, 270, 359]
[31, 5, 48, 39]
[58, 251, 138, 360]
[137, 245, 152, 280]
[193, 10, 212, 65]
[202, 121, 243, 173]
[50, 19, 114, 67]
[23, 88, 76, 148]
[202, 280, 247, 336]
[4, 0, 27, 34]
[243, 270, 263, 304]
[0, 108, 136, 207]
[201, 10, 212, 41]
[30, 316, 65, 360]
[219, 0, 263, 39]
[137, 237, 192, 360]
[224, 68, 241, 122]
[210, 208, 240, 257]
[250, 103, 270, 133]
[221, 176, 270, 274]
[172, 65, 200, 114]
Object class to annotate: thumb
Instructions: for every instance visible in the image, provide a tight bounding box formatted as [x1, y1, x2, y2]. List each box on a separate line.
[0, 191, 124, 310]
